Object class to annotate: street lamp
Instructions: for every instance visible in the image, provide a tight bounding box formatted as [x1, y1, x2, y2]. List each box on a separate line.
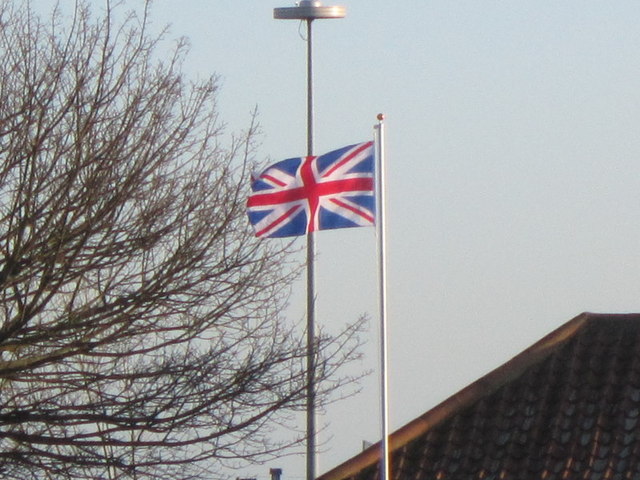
[273, 3, 345, 480]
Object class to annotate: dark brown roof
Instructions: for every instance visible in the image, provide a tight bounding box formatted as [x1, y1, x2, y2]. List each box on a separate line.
[318, 312, 640, 480]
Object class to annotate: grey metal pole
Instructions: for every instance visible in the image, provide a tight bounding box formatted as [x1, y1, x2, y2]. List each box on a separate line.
[305, 18, 317, 480]
[272, 4, 345, 480]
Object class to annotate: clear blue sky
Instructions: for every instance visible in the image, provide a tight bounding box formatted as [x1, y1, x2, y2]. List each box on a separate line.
[37, 1, 640, 479]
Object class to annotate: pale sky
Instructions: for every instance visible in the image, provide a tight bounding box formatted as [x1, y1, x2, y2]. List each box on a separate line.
[152, 1, 640, 479]
[34, 1, 640, 479]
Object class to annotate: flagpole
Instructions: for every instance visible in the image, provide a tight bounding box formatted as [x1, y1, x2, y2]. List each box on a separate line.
[273, 4, 346, 480]
[375, 113, 390, 480]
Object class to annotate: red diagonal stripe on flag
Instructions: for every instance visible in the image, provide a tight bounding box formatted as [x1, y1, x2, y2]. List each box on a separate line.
[329, 198, 375, 224]
[255, 205, 302, 237]
[321, 141, 373, 178]
[260, 173, 288, 187]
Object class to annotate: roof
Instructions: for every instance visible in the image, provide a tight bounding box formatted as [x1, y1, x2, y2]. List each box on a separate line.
[318, 312, 640, 480]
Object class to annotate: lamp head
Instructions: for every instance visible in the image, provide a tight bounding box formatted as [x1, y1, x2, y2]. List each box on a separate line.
[274, 1, 346, 20]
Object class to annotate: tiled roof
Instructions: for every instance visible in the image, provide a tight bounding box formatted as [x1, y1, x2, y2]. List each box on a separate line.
[318, 313, 640, 480]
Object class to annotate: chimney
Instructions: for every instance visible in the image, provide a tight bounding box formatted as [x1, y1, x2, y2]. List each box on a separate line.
[269, 468, 283, 480]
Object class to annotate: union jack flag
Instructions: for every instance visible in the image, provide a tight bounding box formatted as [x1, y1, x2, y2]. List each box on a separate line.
[247, 141, 375, 238]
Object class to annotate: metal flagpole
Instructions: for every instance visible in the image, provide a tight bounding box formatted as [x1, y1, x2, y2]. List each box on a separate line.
[273, 3, 345, 480]
[375, 113, 390, 480]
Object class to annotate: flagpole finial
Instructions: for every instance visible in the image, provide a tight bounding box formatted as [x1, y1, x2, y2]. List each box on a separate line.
[377, 113, 385, 121]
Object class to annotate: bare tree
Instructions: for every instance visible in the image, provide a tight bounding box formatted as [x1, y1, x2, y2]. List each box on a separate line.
[0, 2, 363, 479]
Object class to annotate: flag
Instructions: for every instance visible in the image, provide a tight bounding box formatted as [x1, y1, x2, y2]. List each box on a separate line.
[247, 141, 375, 238]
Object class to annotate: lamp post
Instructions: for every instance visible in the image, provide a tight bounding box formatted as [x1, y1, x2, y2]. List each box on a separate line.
[273, 3, 345, 480]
